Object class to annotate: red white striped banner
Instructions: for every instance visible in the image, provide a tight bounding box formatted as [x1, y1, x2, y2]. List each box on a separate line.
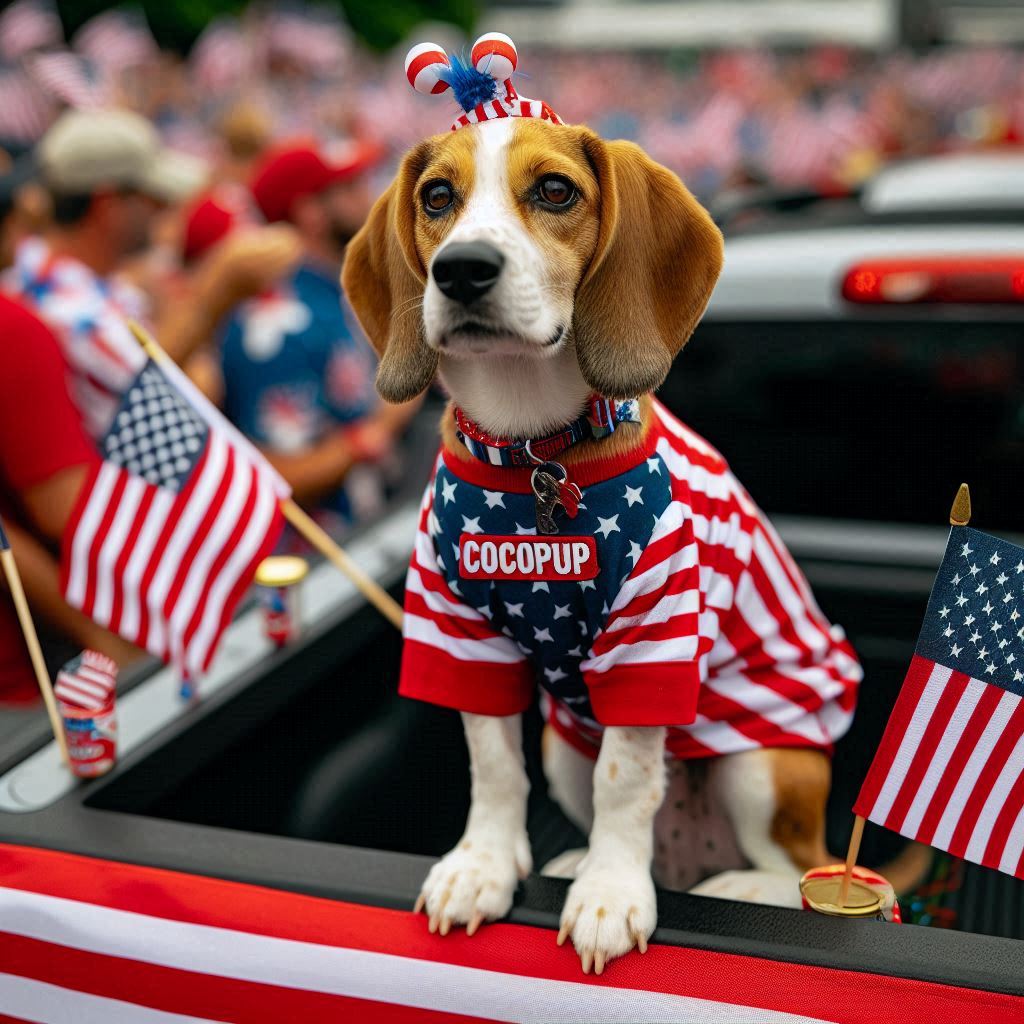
[0, 844, 1020, 1023]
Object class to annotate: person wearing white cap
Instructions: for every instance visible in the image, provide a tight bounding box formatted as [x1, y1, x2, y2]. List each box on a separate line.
[5, 109, 260, 442]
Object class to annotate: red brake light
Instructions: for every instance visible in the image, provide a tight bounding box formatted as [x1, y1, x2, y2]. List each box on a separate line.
[842, 257, 1024, 304]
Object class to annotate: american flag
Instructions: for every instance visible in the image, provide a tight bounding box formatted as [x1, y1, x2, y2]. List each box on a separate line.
[72, 8, 157, 72]
[61, 355, 290, 678]
[854, 525, 1024, 880]
[0, 0, 62, 62]
[0, 68, 52, 143]
[27, 50, 111, 110]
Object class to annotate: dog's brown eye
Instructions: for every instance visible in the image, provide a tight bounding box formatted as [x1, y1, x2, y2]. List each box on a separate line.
[536, 175, 576, 209]
[423, 181, 454, 216]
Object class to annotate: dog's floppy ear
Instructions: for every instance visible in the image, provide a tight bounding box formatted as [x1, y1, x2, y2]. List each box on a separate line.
[342, 142, 438, 403]
[573, 135, 724, 398]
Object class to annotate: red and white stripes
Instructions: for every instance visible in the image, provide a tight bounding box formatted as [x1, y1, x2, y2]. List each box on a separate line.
[855, 655, 1024, 879]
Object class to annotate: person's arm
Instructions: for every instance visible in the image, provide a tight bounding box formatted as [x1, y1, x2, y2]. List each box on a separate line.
[0, 514, 143, 668]
[260, 429, 358, 506]
[158, 227, 302, 365]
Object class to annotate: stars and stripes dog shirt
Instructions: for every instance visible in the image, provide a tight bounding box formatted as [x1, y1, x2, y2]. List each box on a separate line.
[400, 400, 861, 760]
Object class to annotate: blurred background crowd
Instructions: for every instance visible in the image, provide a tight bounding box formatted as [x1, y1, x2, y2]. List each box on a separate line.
[0, 0, 1022, 703]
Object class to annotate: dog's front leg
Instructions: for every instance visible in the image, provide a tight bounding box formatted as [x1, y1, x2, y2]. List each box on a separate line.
[558, 726, 666, 974]
[416, 712, 531, 936]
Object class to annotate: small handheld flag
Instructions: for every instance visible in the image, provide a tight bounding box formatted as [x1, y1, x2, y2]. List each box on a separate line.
[60, 338, 291, 679]
[854, 485, 1024, 881]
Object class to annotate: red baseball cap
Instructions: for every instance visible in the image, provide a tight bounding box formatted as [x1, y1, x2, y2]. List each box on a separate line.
[181, 185, 257, 263]
[250, 139, 386, 224]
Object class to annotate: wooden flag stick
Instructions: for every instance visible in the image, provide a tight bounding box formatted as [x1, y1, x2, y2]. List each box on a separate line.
[126, 320, 404, 631]
[950, 483, 971, 527]
[282, 500, 403, 630]
[838, 814, 866, 908]
[0, 517, 71, 766]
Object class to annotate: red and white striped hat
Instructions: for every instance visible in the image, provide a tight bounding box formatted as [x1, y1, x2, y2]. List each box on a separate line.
[55, 650, 117, 712]
[405, 32, 563, 133]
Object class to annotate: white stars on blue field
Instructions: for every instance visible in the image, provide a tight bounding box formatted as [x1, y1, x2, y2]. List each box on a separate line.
[924, 526, 1024, 693]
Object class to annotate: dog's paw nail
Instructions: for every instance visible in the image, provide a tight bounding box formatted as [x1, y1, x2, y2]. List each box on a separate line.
[428, 915, 439, 934]
[594, 951, 606, 975]
[467, 912, 484, 937]
[636, 933, 648, 954]
[556, 923, 570, 947]
[439, 916, 452, 936]
[413, 893, 425, 914]
[581, 949, 593, 974]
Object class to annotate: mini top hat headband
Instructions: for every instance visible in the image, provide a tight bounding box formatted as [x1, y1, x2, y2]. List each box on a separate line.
[405, 32, 563, 132]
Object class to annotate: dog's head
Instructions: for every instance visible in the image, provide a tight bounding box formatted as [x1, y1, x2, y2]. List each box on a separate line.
[342, 117, 723, 405]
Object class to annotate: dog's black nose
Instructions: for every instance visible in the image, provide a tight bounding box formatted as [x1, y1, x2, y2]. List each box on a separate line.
[432, 241, 505, 305]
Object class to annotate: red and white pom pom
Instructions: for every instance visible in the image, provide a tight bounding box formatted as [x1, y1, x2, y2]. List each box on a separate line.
[471, 32, 517, 83]
[405, 42, 451, 95]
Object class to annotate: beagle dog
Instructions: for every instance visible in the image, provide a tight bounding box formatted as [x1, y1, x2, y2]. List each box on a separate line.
[342, 116, 920, 974]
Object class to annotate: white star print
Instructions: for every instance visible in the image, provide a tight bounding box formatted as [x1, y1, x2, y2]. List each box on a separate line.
[1017, 561, 1024, 575]
[978, 646, 990, 660]
[579, 579, 596, 591]
[568, 645, 583, 657]
[1012, 609, 1021, 623]
[961, 542, 973, 557]
[501, 626, 513, 637]
[982, 600, 994, 614]
[1007, 653, 1017, 666]
[578, 620, 587, 633]
[943, 626, 954, 638]
[452, 542, 461, 560]
[986, 662, 997, 676]
[992, 620, 1003, 633]
[646, 457, 661, 474]
[950, 644, 963, 657]
[601, 601, 610, 616]
[483, 490, 506, 509]
[951, 573, 962, 586]
[461, 515, 483, 535]
[1016, 670, 1024, 683]
[999, 639, 1009, 649]
[1019, 626, 1024, 641]
[504, 602, 524, 617]
[938, 606, 950, 618]
[964, 614, 976, 626]
[441, 478, 457, 505]
[955, 593, 968, 607]
[516, 642, 532, 655]
[449, 580, 462, 596]
[627, 541, 643, 563]
[977, 583, 989, 597]
[1004, 593, 1014, 605]
[532, 582, 549, 593]
[595, 514, 621, 539]
[969, 563, 981, 577]
[969, 630, 982, 644]
[544, 666, 567, 682]
[553, 604, 572, 619]
[997, 572, 1009, 586]
[623, 484, 644, 507]
[534, 627, 553, 643]
[476, 605, 491, 618]
[514, 522, 537, 536]
[991, 551, 1002, 566]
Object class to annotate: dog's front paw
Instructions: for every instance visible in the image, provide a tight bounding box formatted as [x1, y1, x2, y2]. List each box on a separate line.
[415, 833, 531, 937]
[557, 861, 656, 974]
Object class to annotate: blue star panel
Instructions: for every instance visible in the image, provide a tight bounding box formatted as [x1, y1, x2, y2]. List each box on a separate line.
[430, 454, 673, 721]
[918, 526, 1024, 698]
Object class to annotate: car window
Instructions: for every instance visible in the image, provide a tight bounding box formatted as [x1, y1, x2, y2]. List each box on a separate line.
[660, 319, 1024, 529]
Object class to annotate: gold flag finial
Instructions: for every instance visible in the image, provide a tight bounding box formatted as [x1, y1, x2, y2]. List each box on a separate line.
[950, 483, 971, 527]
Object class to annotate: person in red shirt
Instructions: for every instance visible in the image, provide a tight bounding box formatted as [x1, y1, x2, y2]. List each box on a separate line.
[0, 294, 140, 703]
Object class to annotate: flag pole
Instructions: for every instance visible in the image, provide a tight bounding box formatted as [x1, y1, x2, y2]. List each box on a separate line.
[0, 516, 71, 766]
[840, 483, 974, 906]
[126, 320, 404, 631]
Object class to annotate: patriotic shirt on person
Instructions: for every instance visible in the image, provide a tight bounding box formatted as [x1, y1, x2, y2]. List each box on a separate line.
[6, 237, 148, 440]
[401, 400, 861, 760]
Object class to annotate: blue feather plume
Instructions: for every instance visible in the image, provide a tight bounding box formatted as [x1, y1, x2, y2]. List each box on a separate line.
[440, 54, 498, 112]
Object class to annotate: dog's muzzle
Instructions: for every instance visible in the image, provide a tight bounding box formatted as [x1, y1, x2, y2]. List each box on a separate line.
[432, 241, 505, 306]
